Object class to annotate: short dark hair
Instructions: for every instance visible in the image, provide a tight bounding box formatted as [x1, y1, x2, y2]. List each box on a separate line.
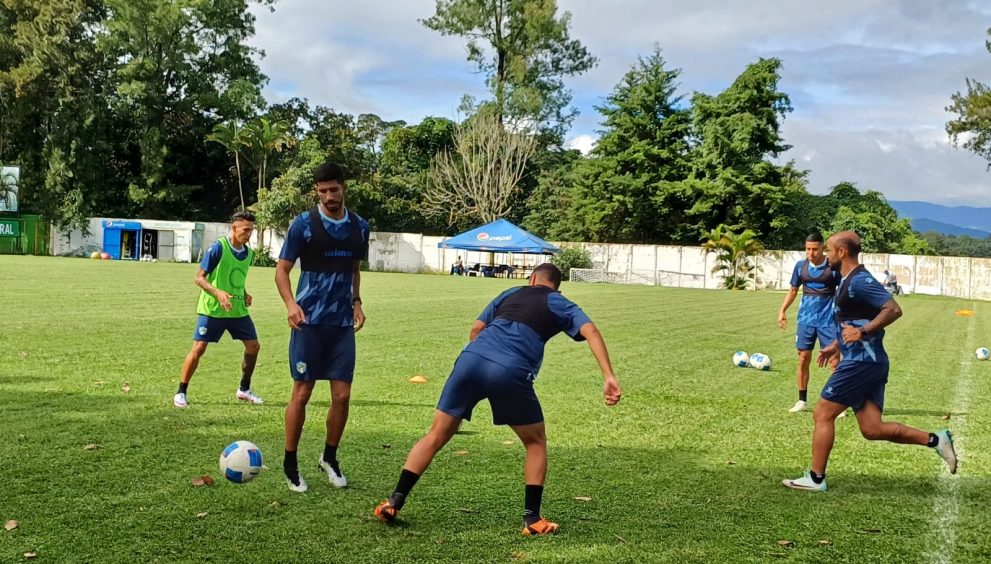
[231, 211, 255, 223]
[532, 263, 562, 289]
[314, 162, 346, 184]
[806, 232, 824, 244]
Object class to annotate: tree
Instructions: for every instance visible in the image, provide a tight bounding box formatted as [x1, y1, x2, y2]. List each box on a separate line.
[206, 120, 250, 210]
[422, 0, 596, 139]
[424, 113, 537, 225]
[245, 117, 294, 195]
[947, 28, 991, 166]
[702, 224, 763, 290]
[254, 136, 323, 235]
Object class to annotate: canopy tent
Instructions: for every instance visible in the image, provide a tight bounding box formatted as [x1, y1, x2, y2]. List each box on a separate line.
[437, 219, 560, 254]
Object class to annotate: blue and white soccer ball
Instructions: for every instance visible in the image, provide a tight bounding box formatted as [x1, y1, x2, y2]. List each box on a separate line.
[977, 347, 990, 361]
[219, 440, 263, 484]
[749, 353, 772, 371]
[733, 351, 750, 368]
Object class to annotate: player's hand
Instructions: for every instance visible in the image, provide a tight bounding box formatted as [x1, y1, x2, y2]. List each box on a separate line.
[216, 291, 233, 311]
[286, 302, 306, 330]
[245, 293, 253, 307]
[603, 375, 621, 406]
[817, 341, 838, 367]
[777, 312, 787, 330]
[840, 323, 863, 345]
[353, 302, 366, 333]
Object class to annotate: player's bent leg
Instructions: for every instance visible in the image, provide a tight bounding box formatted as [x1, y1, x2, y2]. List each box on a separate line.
[319, 380, 352, 487]
[236, 339, 263, 404]
[175, 340, 209, 408]
[783, 398, 845, 491]
[511, 422, 557, 534]
[284, 380, 315, 492]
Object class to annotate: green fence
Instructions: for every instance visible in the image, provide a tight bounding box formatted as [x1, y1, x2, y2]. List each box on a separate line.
[0, 215, 51, 255]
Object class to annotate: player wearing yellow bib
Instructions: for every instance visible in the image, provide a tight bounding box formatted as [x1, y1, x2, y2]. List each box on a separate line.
[174, 212, 263, 408]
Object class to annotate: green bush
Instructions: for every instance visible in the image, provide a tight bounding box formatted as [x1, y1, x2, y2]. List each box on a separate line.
[252, 247, 278, 267]
[552, 246, 593, 280]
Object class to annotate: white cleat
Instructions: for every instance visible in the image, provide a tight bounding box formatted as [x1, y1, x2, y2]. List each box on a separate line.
[837, 408, 850, 419]
[236, 388, 264, 404]
[935, 429, 958, 474]
[286, 473, 308, 493]
[173, 392, 188, 409]
[782, 470, 827, 492]
[318, 459, 348, 488]
[788, 400, 807, 413]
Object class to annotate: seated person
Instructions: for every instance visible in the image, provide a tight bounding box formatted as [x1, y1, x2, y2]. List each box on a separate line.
[882, 270, 900, 294]
[450, 256, 465, 276]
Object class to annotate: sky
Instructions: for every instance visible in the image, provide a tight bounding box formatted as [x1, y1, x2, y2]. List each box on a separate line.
[248, 0, 991, 205]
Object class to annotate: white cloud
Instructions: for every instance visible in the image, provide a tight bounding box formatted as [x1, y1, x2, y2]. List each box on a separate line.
[565, 134, 596, 155]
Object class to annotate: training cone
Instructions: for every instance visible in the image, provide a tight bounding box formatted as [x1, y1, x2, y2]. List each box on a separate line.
[409, 375, 428, 384]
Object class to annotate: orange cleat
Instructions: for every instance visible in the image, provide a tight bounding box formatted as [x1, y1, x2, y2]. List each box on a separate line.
[374, 500, 398, 524]
[522, 517, 559, 536]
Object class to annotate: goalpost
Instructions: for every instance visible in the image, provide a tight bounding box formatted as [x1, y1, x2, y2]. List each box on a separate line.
[570, 268, 607, 283]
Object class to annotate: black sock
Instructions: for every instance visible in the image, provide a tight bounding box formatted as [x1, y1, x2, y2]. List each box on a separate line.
[810, 471, 825, 484]
[388, 469, 421, 510]
[239, 353, 257, 392]
[177, 382, 189, 394]
[928, 433, 939, 448]
[799, 390, 808, 402]
[284, 450, 299, 484]
[524, 484, 544, 525]
[323, 443, 339, 471]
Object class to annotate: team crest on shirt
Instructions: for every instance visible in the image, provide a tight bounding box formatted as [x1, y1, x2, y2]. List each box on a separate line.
[295, 361, 307, 374]
[198, 326, 207, 336]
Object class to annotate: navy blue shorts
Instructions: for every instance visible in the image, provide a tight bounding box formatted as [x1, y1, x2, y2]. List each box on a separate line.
[288, 324, 355, 382]
[796, 323, 836, 351]
[820, 361, 888, 411]
[193, 315, 257, 343]
[437, 351, 543, 426]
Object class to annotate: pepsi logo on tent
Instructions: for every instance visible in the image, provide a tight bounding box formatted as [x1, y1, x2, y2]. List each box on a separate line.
[477, 232, 511, 242]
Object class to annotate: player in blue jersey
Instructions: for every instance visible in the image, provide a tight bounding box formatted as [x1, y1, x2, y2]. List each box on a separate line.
[275, 162, 370, 493]
[782, 231, 957, 491]
[373, 264, 622, 536]
[777, 232, 841, 413]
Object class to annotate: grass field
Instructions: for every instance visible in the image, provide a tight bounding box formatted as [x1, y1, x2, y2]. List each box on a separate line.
[1, 255, 990, 563]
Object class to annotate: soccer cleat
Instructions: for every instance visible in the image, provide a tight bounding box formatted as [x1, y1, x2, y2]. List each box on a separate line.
[374, 500, 398, 524]
[837, 408, 851, 419]
[286, 473, 308, 493]
[236, 388, 264, 404]
[318, 458, 348, 488]
[935, 429, 958, 474]
[522, 517, 559, 536]
[173, 392, 188, 409]
[781, 470, 827, 492]
[788, 400, 807, 413]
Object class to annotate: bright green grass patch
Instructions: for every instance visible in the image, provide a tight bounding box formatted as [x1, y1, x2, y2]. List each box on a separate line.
[1, 256, 989, 562]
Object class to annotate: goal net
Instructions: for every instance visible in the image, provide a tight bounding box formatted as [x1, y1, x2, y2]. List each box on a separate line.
[570, 268, 607, 283]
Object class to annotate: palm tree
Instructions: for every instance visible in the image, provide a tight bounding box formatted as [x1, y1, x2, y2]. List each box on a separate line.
[703, 224, 764, 289]
[245, 118, 294, 195]
[206, 121, 250, 211]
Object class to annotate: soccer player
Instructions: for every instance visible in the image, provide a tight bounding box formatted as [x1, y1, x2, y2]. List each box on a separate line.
[275, 162, 370, 493]
[782, 231, 957, 491]
[373, 263, 622, 536]
[777, 232, 840, 413]
[174, 211, 263, 408]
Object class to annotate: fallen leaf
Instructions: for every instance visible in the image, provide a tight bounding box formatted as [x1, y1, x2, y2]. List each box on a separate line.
[382, 444, 391, 449]
[501, 440, 514, 445]
[82, 444, 101, 451]
[614, 534, 627, 544]
[454, 450, 469, 455]
[818, 540, 832, 546]
[409, 375, 428, 384]
[92, 381, 106, 385]
[190, 475, 214, 487]
[19, 351, 28, 358]
[573, 496, 593, 502]
[5, 520, 17, 531]
[942, 413, 951, 420]
[196, 512, 208, 519]
[727, 460, 736, 465]
[269, 501, 280, 507]
[455, 507, 477, 513]
[121, 382, 131, 393]
[510, 551, 528, 561]
[776, 540, 794, 547]
[435, 538, 447, 545]
[23, 552, 36, 559]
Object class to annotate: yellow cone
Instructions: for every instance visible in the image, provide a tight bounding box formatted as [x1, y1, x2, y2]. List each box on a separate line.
[409, 375, 428, 384]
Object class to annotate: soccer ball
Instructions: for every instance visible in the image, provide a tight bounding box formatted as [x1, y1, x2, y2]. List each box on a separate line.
[733, 351, 750, 368]
[977, 347, 991, 361]
[219, 440, 263, 484]
[749, 353, 772, 371]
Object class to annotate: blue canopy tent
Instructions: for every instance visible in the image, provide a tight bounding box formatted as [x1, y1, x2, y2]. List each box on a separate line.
[438, 219, 560, 277]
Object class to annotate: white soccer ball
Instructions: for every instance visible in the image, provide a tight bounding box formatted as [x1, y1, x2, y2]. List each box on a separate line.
[219, 440, 263, 484]
[733, 351, 750, 368]
[977, 347, 991, 361]
[749, 353, 772, 371]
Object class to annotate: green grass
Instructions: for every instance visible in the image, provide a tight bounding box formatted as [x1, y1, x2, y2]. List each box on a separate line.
[1, 255, 990, 563]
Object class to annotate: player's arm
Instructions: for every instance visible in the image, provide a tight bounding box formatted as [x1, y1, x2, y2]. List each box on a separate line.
[194, 252, 232, 310]
[579, 322, 621, 405]
[352, 259, 365, 332]
[275, 259, 305, 330]
[841, 298, 901, 345]
[816, 339, 839, 367]
[778, 287, 799, 329]
[469, 320, 486, 341]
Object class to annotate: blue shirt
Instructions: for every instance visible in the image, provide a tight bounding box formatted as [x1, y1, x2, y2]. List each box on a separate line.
[464, 287, 591, 375]
[278, 208, 371, 326]
[834, 269, 893, 364]
[790, 259, 838, 328]
[200, 238, 249, 274]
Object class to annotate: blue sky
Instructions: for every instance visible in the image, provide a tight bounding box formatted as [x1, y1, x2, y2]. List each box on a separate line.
[249, 0, 991, 204]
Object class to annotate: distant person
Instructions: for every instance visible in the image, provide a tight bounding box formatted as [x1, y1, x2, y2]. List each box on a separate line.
[451, 256, 464, 276]
[882, 270, 900, 294]
[777, 232, 840, 414]
[174, 211, 263, 409]
[782, 231, 956, 492]
[275, 162, 370, 493]
[373, 263, 621, 536]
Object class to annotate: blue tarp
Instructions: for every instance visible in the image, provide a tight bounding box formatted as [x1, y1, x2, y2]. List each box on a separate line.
[437, 219, 560, 254]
